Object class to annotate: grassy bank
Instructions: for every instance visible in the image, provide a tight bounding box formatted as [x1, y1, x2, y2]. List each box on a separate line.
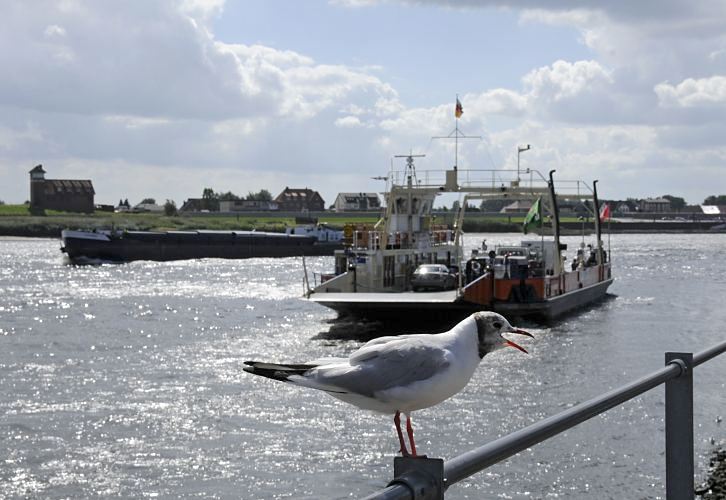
[0, 205, 528, 237]
[5, 204, 717, 238]
[0, 205, 385, 237]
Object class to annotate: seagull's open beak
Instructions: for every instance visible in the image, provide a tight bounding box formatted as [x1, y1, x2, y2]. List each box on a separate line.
[504, 328, 533, 354]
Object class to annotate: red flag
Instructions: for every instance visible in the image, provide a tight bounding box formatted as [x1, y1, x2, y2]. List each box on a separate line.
[599, 203, 611, 221]
[455, 98, 463, 118]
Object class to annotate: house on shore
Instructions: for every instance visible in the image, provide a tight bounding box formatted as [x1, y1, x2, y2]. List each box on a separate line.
[333, 192, 381, 211]
[219, 200, 279, 212]
[29, 165, 95, 214]
[499, 200, 532, 214]
[640, 198, 671, 212]
[274, 187, 325, 212]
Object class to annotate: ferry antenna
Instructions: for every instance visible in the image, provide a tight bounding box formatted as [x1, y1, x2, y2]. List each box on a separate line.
[432, 126, 481, 169]
[393, 152, 426, 184]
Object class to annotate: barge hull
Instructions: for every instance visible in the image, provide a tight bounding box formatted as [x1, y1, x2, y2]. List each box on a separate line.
[62, 230, 342, 263]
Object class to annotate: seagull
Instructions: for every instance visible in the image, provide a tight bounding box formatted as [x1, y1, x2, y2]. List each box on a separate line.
[243, 311, 533, 457]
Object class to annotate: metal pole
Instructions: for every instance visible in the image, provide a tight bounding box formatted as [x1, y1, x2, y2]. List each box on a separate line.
[363, 340, 726, 499]
[665, 352, 694, 500]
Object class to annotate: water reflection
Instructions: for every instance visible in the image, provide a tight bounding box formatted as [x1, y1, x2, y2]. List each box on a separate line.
[1, 235, 725, 499]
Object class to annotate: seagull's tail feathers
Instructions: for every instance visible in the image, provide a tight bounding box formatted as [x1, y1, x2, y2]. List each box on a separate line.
[243, 361, 318, 383]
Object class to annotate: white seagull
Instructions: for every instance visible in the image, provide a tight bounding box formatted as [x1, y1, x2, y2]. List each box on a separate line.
[243, 311, 533, 456]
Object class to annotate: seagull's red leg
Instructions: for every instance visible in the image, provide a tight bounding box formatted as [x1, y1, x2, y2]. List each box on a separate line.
[405, 413, 418, 457]
[394, 411, 410, 456]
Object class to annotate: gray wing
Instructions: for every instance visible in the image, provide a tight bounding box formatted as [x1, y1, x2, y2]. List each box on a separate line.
[311, 338, 450, 397]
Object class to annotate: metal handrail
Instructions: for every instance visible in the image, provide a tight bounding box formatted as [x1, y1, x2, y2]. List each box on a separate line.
[363, 339, 726, 500]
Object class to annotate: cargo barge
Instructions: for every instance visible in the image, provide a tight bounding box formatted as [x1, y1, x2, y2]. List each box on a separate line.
[61, 225, 343, 263]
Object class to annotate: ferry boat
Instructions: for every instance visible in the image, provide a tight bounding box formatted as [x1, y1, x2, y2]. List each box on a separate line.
[61, 223, 343, 263]
[305, 156, 613, 323]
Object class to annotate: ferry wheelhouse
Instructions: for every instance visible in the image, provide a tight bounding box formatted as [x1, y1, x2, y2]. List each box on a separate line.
[306, 156, 613, 323]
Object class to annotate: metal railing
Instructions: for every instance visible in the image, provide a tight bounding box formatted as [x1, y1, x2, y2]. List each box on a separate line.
[362, 339, 726, 500]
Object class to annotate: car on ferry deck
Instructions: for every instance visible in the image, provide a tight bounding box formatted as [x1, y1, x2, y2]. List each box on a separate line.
[411, 264, 457, 292]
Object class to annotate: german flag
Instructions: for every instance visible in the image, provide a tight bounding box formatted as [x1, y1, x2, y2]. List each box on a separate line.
[455, 98, 463, 118]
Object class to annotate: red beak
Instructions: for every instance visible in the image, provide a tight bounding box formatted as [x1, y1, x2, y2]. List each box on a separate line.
[505, 328, 533, 354]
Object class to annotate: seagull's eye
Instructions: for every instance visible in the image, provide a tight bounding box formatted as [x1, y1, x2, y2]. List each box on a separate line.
[493, 321, 502, 329]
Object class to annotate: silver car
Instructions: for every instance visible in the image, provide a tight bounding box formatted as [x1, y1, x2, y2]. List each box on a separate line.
[411, 264, 456, 292]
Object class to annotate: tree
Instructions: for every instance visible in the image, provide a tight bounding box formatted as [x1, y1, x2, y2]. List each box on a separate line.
[661, 195, 685, 211]
[217, 191, 241, 201]
[246, 189, 273, 201]
[202, 188, 216, 200]
[201, 188, 219, 211]
[140, 198, 156, 205]
[164, 199, 177, 216]
[703, 195, 726, 205]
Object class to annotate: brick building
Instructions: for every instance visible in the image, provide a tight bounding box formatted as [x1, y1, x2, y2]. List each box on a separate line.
[29, 165, 95, 214]
[274, 187, 325, 212]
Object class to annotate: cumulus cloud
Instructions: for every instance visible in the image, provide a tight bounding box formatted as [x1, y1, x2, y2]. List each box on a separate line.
[0, 1, 396, 122]
[1, 0, 726, 205]
[335, 116, 363, 128]
[655, 76, 726, 108]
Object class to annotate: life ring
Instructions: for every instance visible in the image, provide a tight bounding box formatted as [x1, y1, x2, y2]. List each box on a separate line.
[471, 261, 482, 273]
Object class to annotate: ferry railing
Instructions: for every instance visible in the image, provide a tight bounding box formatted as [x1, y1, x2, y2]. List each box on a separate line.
[362, 339, 726, 500]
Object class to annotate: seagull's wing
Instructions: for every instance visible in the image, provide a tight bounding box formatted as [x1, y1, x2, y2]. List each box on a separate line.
[298, 337, 451, 398]
[350, 333, 427, 364]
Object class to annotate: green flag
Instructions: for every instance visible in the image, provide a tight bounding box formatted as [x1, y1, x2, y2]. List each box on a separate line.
[523, 197, 542, 234]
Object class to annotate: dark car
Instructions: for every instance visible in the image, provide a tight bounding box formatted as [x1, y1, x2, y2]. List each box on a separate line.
[411, 264, 457, 292]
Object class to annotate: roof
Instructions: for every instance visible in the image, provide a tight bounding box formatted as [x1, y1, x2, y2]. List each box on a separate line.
[337, 192, 379, 199]
[180, 198, 205, 211]
[29, 164, 46, 174]
[275, 187, 324, 203]
[501, 200, 532, 211]
[43, 179, 95, 195]
[701, 205, 726, 214]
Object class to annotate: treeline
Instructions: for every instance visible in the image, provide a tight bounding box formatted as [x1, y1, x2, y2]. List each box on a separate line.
[198, 187, 272, 211]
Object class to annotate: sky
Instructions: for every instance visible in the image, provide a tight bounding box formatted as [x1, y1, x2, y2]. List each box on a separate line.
[1, 0, 726, 207]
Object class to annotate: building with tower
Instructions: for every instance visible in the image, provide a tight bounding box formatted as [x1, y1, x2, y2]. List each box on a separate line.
[29, 165, 95, 214]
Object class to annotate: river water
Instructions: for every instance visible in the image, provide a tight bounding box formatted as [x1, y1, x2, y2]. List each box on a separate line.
[1, 234, 725, 499]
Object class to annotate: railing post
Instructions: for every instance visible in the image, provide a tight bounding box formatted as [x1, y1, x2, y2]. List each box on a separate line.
[665, 352, 694, 500]
[388, 457, 444, 500]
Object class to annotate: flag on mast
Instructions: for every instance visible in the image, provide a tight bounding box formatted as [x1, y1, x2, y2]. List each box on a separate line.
[599, 203, 611, 221]
[455, 97, 463, 118]
[523, 197, 543, 234]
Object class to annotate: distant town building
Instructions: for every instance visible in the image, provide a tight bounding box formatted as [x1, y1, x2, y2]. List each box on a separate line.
[615, 203, 631, 214]
[219, 200, 279, 212]
[500, 200, 532, 214]
[639, 198, 671, 212]
[701, 205, 726, 215]
[179, 198, 206, 213]
[274, 187, 325, 212]
[333, 192, 381, 211]
[29, 164, 95, 214]
[132, 202, 164, 213]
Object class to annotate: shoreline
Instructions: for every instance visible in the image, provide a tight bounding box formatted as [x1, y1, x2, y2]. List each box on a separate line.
[697, 448, 726, 498]
[1, 226, 724, 239]
[0, 212, 724, 238]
